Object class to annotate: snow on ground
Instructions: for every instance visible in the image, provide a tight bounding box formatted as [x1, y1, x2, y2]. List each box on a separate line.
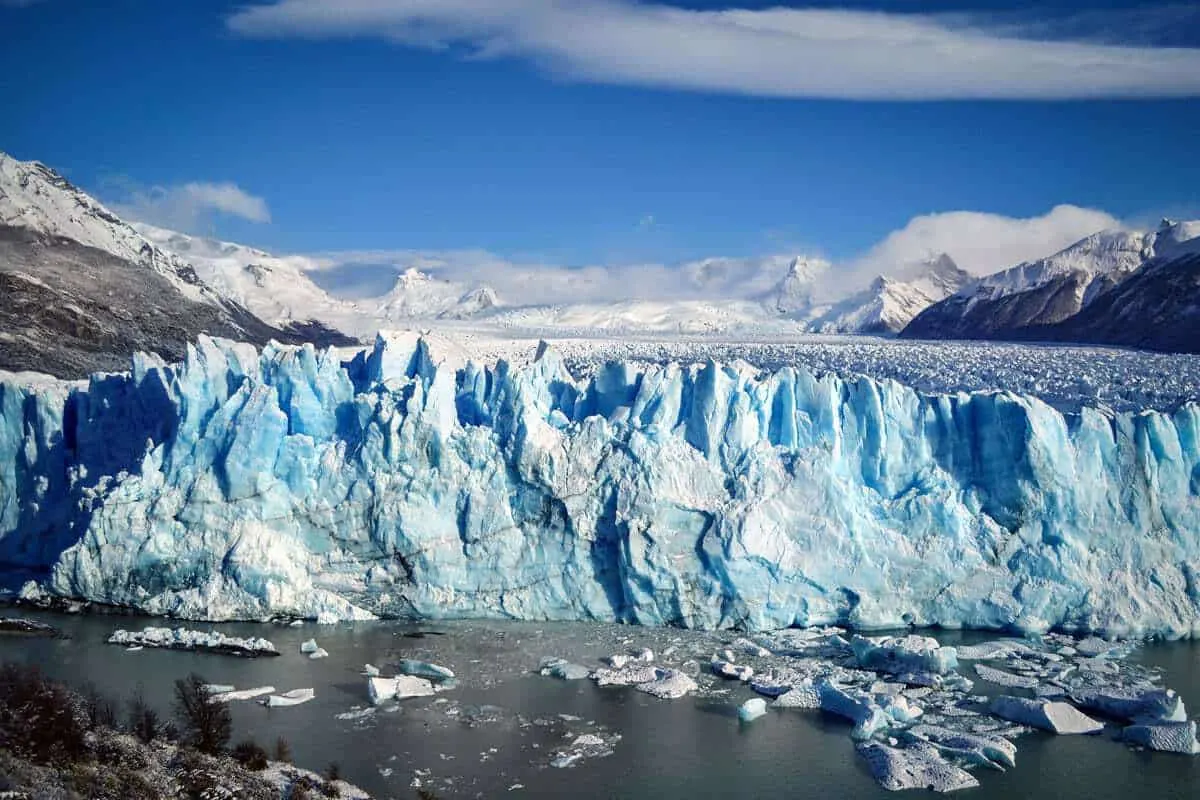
[403, 323, 1200, 414]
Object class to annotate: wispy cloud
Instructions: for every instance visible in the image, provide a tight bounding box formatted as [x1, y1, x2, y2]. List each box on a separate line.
[227, 1, 1200, 100]
[301, 204, 1124, 304]
[846, 205, 1123, 285]
[106, 179, 271, 232]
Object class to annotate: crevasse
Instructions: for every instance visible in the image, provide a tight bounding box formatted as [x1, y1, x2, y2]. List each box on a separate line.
[1, 333, 1198, 636]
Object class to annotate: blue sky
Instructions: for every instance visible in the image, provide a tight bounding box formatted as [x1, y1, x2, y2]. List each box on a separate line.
[2, 0, 1199, 274]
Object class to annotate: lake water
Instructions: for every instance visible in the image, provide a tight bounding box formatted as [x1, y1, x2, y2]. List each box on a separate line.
[2, 611, 1198, 799]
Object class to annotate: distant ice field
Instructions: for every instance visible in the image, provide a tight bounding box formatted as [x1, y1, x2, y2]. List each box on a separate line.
[428, 325, 1200, 414]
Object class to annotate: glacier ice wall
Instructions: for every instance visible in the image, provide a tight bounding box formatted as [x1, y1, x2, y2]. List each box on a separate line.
[2, 334, 1199, 636]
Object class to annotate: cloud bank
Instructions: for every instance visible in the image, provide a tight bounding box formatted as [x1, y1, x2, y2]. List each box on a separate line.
[111, 180, 271, 232]
[227, 0, 1200, 100]
[304, 204, 1122, 305]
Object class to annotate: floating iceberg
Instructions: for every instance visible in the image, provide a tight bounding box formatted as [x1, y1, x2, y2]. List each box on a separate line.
[1071, 688, 1187, 723]
[538, 658, 591, 681]
[299, 638, 319, 654]
[852, 635, 958, 676]
[636, 669, 697, 700]
[107, 627, 278, 657]
[738, 698, 768, 723]
[2, 334, 1200, 636]
[988, 696, 1103, 735]
[397, 659, 455, 681]
[1122, 721, 1200, 755]
[857, 742, 980, 792]
[368, 674, 436, 705]
[210, 686, 275, 703]
[264, 688, 314, 707]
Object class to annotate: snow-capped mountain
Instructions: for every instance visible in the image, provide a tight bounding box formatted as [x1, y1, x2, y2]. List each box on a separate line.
[133, 223, 362, 342]
[373, 267, 501, 321]
[806, 253, 971, 335]
[0, 151, 349, 377]
[902, 221, 1200, 347]
[0, 153, 211, 300]
[768, 256, 829, 314]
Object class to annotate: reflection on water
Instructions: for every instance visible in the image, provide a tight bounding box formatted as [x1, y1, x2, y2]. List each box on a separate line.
[1, 612, 1197, 799]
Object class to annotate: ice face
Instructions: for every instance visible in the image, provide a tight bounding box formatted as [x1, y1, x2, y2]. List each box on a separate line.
[3, 333, 1200, 636]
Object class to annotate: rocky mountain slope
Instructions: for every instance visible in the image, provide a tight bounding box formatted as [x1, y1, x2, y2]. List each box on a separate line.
[0, 153, 354, 377]
[902, 221, 1200, 351]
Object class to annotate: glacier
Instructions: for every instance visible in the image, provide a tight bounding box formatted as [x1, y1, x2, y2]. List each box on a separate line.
[2, 332, 1200, 636]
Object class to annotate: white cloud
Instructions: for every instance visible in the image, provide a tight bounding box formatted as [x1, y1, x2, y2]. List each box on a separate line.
[847, 205, 1122, 283]
[304, 204, 1123, 304]
[226, 0, 1200, 100]
[110, 180, 271, 232]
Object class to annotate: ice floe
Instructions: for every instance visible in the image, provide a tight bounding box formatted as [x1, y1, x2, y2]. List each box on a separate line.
[108, 627, 278, 657]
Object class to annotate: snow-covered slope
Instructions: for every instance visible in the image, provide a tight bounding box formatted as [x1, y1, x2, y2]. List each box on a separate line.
[0, 151, 347, 377]
[373, 267, 501, 321]
[768, 256, 829, 314]
[903, 221, 1200, 345]
[0, 153, 230, 302]
[808, 254, 971, 334]
[4, 334, 1200, 636]
[134, 223, 362, 342]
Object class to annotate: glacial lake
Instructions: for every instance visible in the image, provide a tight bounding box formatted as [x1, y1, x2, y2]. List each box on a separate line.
[2, 610, 1198, 799]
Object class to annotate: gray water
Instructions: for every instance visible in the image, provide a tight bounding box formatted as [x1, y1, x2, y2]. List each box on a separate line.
[2, 611, 1198, 799]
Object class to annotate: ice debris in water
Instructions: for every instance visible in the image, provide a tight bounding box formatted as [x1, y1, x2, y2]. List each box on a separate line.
[264, 688, 314, 707]
[988, 697, 1104, 735]
[973, 664, 1039, 689]
[738, 698, 768, 723]
[1123, 721, 1200, 755]
[300, 638, 319, 654]
[363, 664, 380, 677]
[858, 742, 980, 792]
[369, 675, 436, 705]
[636, 669, 698, 700]
[108, 627, 278, 657]
[396, 659, 455, 681]
[209, 686, 275, 703]
[550, 732, 621, 768]
[538, 657, 591, 681]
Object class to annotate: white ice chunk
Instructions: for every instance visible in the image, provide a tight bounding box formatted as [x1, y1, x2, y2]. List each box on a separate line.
[210, 686, 275, 703]
[309, 647, 329, 660]
[265, 688, 315, 707]
[974, 664, 1039, 689]
[988, 696, 1103, 735]
[857, 742, 980, 792]
[1122, 720, 1200, 755]
[738, 698, 768, 722]
[636, 669, 698, 700]
[300, 638, 319, 654]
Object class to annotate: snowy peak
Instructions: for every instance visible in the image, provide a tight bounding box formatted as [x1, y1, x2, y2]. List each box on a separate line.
[134, 222, 364, 338]
[771, 256, 829, 314]
[0, 152, 208, 299]
[1153, 218, 1200, 259]
[969, 228, 1152, 303]
[810, 254, 971, 335]
[375, 266, 501, 321]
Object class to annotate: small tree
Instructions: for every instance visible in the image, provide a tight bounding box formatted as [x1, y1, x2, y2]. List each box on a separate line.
[173, 673, 231, 755]
[232, 738, 269, 770]
[128, 690, 162, 744]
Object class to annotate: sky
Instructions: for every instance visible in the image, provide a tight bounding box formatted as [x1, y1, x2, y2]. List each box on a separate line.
[2, 0, 1199, 295]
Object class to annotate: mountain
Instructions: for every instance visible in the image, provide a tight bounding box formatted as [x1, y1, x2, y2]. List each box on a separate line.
[769, 256, 829, 314]
[373, 267, 501, 321]
[133, 223, 361, 343]
[807, 253, 971, 335]
[901, 226, 1189, 343]
[1037, 236, 1200, 353]
[0, 152, 352, 378]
